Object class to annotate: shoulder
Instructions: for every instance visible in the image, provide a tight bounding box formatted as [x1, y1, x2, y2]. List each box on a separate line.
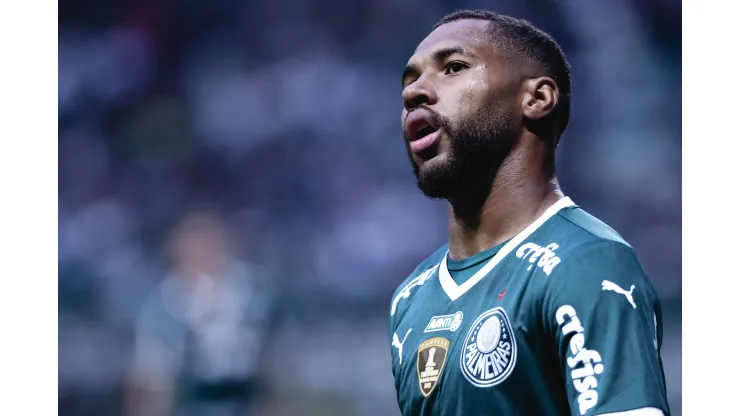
[543, 204, 633, 258]
[137, 279, 171, 321]
[389, 244, 448, 319]
[136, 276, 190, 336]
[534, 204, 640, 271]
[513, 204, 639, 280]
[551, 206, 642, 274]
[555, 204, 631, 246]
[391, 244, 448, 297]
[541, 205, 659, 305]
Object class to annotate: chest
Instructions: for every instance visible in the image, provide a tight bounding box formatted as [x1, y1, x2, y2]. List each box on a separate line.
[390, 261, 559, 414]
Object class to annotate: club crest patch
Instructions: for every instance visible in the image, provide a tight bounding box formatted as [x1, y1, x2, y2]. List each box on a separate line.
[460, 307, 517, 387]
[417, 337, 450, 396]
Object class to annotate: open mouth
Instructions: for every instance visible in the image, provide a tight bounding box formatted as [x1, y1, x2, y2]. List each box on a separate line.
[407, 111, 442, 158]
[414, 124, 437, 141]
[415, 133, 440, 161]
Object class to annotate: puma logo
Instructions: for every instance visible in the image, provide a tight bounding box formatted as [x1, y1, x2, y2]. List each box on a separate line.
[392, 328, 412, 364]
[601, 280, 636, 309]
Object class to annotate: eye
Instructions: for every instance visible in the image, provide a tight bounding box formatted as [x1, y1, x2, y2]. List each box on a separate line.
[445, 61, 467, 75]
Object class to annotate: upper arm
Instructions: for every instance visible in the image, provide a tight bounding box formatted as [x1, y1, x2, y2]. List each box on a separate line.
[131, 298, 184, 391]
[544, 241, 670, 416]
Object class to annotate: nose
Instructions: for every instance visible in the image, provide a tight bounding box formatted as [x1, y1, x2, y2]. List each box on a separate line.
[402, 77, 438, 111]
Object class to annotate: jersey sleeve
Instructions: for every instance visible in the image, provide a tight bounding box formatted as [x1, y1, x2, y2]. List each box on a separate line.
[543, 241, 670, 416]
[389, 282, 403, 386]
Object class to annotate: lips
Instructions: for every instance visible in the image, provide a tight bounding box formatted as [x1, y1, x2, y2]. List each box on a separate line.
[405, 110, 441, 154]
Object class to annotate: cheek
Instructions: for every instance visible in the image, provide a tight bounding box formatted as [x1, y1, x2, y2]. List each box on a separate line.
[457, 88, 480, 111]
[449, 86, 489, 123]
[454, 73, 492, 111]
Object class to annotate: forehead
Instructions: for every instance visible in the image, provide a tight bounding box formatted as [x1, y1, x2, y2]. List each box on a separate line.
[412, 19, 499, 62]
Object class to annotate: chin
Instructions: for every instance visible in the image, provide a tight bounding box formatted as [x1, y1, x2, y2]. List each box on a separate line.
[415, 158, 458, 199]
[415, 151, 449, 171]
[416, 178, 455, 200]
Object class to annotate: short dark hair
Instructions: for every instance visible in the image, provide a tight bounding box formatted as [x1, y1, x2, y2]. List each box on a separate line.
[433, 10, 572, 144]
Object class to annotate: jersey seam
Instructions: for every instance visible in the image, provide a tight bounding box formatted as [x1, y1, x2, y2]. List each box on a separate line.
[555, 212, 629, 248]
[552, 237, 653, 294]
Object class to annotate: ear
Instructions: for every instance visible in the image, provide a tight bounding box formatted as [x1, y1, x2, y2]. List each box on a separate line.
[521, 77, 558, 121]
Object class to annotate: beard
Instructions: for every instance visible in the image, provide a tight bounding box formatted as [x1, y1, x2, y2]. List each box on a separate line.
[404, 104, 518, 201]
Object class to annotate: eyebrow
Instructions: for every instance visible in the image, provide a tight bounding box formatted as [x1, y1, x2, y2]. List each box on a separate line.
[401, 46, 478, 87]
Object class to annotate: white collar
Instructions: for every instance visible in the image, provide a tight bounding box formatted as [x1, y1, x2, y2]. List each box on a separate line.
[438, 197, 575, 301]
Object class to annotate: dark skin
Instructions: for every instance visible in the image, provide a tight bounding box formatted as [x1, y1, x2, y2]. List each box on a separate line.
[401, 19, 564, 260]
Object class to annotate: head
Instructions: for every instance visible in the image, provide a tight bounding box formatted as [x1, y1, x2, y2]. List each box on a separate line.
[169, 208, 229, 277]
[401, 10, 571, 200]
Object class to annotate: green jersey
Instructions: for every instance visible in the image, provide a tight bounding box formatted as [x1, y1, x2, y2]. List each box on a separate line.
[389, 198, 670, 416]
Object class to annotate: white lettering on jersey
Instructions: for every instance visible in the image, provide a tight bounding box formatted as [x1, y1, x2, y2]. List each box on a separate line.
[515, 242, 561, 275]
[653, 313, 658, 351]
[556, 305, 605, 415]
[391, 265, 439, 316]
[601, 280, 636, 309]
[392, 328, 412, 365]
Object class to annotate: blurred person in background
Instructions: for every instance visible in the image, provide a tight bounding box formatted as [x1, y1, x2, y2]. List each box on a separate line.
[390, 10, 670, 416]
[126, 207, 272, 416]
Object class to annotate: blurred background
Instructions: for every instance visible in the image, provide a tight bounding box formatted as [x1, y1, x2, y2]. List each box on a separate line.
[58, 0, 681, 415]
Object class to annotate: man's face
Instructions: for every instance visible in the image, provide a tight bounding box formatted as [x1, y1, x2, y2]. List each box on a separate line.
[401, 19, 522, 199]
[171, 212, 227, 274]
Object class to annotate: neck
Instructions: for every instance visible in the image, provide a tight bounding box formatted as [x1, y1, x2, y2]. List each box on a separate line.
[446, 144, 562, 260]
[175, 262, 222, 283]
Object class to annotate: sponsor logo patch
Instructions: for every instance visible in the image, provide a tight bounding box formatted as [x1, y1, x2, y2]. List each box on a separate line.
[515, 242, 561, 275]
[424, 311, 464, 333]
[556, 305, 605, 415]
[601, 280, 637, 309]
[392, 328, 412, 365]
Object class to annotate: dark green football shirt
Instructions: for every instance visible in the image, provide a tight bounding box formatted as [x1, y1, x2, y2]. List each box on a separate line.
[389, 198, 670, 416]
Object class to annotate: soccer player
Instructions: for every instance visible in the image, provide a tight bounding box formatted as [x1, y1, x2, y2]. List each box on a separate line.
[389, 10, 671, 416]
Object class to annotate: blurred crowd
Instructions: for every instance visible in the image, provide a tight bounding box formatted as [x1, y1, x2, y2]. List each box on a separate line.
[58, 0, 681, 415]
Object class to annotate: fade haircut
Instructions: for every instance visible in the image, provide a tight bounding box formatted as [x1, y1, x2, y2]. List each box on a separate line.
[433, 10, 572, 145]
